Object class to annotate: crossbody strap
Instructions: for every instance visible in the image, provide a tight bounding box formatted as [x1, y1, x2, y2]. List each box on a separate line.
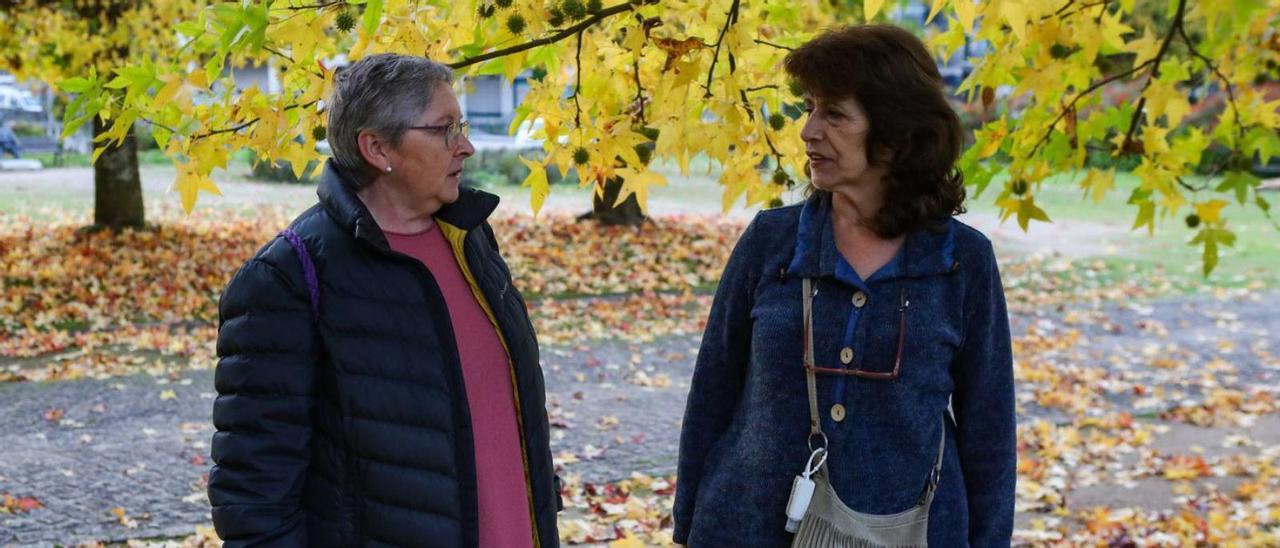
[801, 277, 945, 493]
[802, 278, 821, 439]
[278, 229, 320, 321]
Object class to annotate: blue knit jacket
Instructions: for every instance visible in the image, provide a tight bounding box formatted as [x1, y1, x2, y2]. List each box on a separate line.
[674, 193, 1015, 547]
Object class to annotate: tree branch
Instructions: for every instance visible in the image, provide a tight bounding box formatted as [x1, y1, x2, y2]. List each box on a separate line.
[263, 45, 294, 63]
[764, 127, 782, 160]
[174, 2, 643, 146]
[704, 0, 741, 99]
[762, 125, 792, 187]
[448, 0, 652, 70]
[727, 9, 752, 120]
[280, 1, 343, 11]
[1177, 22, 1244, 146]
[1041, 0, 1109, 22]
[632, 56, 646, 125]
[1028, 58, 1154, 157]
[137, 116, 178, 135]
[572, 31, 583, 128]
[1122, 0, 1186, 146]
[1175, 176, 1208, 193]
[753, 39, 793, 52]
[1029, 0, 1185, 158]
[193, 100, 319, 140]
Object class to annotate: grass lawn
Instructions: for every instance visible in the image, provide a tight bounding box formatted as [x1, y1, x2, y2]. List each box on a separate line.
[965, 169, 1280, 289]
[474, 155, 761, 217]
[3, 153, 1276, 289]
[23, 148, 173, 169]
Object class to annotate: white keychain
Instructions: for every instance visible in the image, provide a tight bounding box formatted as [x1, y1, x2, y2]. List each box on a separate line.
[785, 447, 828, 532]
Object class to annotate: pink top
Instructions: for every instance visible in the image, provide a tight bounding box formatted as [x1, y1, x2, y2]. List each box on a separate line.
[385, 223, 534, 548]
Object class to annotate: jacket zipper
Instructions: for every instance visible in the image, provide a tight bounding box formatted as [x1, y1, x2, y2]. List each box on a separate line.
[359, 237, 489, 547]
[439, 221, 542, 548]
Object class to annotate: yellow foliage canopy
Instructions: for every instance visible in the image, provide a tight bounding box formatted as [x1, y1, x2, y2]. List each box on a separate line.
[6, 0, 1279, 274]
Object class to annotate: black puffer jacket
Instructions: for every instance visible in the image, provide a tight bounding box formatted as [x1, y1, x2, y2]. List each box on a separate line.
[209, 162, 559, 547]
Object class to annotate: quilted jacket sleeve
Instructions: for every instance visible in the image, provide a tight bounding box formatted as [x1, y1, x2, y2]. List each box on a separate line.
[209, 255, 321, 547]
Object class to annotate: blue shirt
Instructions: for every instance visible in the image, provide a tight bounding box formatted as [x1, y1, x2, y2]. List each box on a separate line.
[674, 193, 1016, 547]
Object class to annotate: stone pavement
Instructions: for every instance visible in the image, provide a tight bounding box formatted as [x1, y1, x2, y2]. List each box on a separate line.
[0, 373, 215, 545]
[2, 292, 1278, 545]
[0, 334, 705, 546]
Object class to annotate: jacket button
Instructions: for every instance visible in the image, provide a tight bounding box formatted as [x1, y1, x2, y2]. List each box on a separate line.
[840, 347, 854, 364]
[852, 291, 868, 308]
[830, 404, 846, 422]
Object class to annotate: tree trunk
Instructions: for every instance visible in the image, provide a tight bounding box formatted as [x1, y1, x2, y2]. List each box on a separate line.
[92, 115, 144, 229]
[579, 175, 646, 226]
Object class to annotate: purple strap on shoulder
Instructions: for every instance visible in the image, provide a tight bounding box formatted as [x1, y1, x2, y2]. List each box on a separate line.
[278, 229, 320, 321]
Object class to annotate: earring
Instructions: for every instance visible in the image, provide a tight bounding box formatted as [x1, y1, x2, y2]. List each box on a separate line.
[385, 165, 392, 173]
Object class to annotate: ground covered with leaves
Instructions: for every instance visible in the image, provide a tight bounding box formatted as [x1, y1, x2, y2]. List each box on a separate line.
[2, 207, 1278, 546]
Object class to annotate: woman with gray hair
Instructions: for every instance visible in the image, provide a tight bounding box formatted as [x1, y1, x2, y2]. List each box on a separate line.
[209, 53, 560, 547]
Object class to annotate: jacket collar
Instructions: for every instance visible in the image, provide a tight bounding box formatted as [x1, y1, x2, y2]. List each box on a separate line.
[785, 193, 958, 281]
[317, 159, 500, 250]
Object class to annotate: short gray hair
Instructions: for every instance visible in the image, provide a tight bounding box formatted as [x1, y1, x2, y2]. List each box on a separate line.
[327, 54, 453, 188]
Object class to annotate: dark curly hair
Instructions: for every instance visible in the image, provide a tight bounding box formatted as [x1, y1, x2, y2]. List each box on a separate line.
[785, 24, 966, 237]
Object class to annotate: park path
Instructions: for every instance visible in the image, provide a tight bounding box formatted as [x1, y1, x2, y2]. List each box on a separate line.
[2, 290, 1278, 545]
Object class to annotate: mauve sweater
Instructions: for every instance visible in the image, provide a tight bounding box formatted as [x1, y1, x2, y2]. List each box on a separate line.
[387, 223, 534, 548]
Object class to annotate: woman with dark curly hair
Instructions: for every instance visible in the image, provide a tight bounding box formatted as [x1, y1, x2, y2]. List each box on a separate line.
[674, 25, 1014, 547]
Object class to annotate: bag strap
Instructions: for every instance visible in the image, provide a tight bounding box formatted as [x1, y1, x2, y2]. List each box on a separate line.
[801, 277, 946, 496]
[278, 229, 320, 321]
[802, 278, 822, 440]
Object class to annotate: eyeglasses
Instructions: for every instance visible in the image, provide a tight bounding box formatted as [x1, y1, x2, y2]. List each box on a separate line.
[406, 119, 470, 149]
[803, 286, 908, 381]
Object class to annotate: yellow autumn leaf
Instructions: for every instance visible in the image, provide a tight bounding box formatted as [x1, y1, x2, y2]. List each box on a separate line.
[151, 74, 185, 109]
[976, 120, 1008, 159]
[954, 0, 979, 33]
[7, 0, 1267, 276]
[518, 156, 550, 216]
[174, 163, 224, 213]
[609, 531, 646, 548]
[925, 0, 948, 24]
[279, 141, 321, 181]
[864, 0, 884, 22]
[1000, 1, 1028, 42]
[503, 51, 528, 82]
[1195, 200, 1231, 224]
[1080, 169, 1116, 204]
[720, 181, 748, 214]
[1016, 196, 1051, 232]
[613, 168, 668, 215]
[1127, 26, 1162, 67]
[1144, 80, 1190, 127]
[1098, 9, 1135, 51]
[622, 26, 646, 55]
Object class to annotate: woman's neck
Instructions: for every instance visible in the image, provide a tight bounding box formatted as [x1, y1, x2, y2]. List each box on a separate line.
[357, 181, 440, 234]
[828, 181, 904, 280]
[829, 181, 885, 235]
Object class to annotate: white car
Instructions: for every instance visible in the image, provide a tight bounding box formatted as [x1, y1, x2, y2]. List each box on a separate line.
[312, 118, 557, 154]
[0, 85, 43, 113]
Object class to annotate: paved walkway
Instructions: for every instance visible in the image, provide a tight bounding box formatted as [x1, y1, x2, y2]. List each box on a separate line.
[2, 292, 1278, 545]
